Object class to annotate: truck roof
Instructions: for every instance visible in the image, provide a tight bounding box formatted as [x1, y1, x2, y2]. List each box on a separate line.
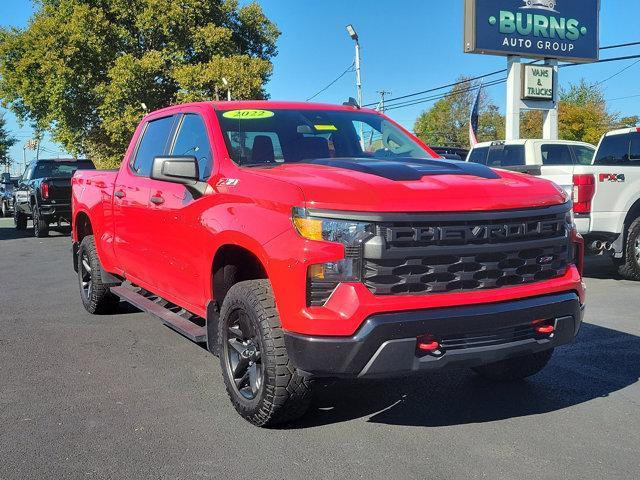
[472, 139, 594, 148]
[150, 100, 380, 117]
[604, 127, 640, 137]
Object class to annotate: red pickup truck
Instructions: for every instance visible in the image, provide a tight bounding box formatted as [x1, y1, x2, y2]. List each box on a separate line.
[72, 101, 585, 426]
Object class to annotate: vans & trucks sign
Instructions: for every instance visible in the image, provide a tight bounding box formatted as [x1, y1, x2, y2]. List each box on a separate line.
[464, 0, 600, 63]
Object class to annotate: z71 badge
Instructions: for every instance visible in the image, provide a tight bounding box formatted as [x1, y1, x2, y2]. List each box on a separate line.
[599, 173, 625, 183]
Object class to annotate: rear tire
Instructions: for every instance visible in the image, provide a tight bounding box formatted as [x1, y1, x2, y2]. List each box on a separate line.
[473, 349, 553, 382]
[14, 208, 27, 230]
[32, 206, 49, 237]
[218, 280, 313, 427]
[618, 217, 640, 281]
[78, 235, 120, 314]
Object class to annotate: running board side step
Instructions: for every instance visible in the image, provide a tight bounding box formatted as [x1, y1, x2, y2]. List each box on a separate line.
[111, 285, 207, 343]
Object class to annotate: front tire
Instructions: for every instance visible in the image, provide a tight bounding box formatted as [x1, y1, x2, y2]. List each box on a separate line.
[218, 280, 313, 427]
[14, 208, 27, 230]
[473, 349, 553, 382]
[618, 217, 640, 281]
[32, 206, 49, 237]
[78, 235, 120, 314]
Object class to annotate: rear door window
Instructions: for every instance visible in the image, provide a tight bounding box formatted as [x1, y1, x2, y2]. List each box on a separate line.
[572, 145, 596, 165]
[486, 145, 526, 167]
[467, 147, 489, 164]
[540, 144, 574, 165]
[629, 135, 640, 163]
[132, 116, 176, 177]
[594, 134, 631, 166]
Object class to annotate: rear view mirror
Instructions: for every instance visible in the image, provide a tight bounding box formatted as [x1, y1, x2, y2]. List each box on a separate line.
[151, 156, 207, 197]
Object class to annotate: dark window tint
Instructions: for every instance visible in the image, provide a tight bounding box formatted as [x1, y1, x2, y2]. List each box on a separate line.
[171, 114, 213, 180]
[33, 160, 95, 179]
[594, 134, 631, 166]
[540, 144, 573, 165]
[468, 147, 489, 164]
[132, 116, 175, 177]
[572, 145, 595, 166]
[629, 135, 640, 162]
[486, 145, 525, 167]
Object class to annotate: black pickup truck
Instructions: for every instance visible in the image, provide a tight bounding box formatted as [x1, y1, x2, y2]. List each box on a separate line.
[13, 159, 95, 237]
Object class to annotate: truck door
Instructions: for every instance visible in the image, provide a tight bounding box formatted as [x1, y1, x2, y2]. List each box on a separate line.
[144, 111, 215, 311]
[113, 115, 177, 284]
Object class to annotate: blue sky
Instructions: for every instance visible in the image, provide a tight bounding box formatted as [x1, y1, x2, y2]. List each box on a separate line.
[2, 0, 639, 174]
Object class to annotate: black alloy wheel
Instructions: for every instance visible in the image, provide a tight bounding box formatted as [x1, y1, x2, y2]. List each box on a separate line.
[222, 309, 264, 400]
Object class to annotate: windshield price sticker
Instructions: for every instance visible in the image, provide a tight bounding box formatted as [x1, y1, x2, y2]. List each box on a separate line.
[314, 124, 338, 131]
[222, 110, 275, 120]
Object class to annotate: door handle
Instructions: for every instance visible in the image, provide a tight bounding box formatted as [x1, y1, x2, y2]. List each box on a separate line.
[114, 190, 126, 199]
[150, 195, 165, 205]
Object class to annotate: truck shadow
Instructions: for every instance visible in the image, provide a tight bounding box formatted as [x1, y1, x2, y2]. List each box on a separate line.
[583, 255, 625, 280]
[293, 323, 640, 428]
[0, 222, 71, 240]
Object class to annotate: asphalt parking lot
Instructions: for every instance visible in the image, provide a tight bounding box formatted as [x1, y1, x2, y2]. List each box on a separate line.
[0, 217, 638, 480]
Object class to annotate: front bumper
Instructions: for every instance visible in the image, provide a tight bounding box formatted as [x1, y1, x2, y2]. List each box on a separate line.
[284, 292, 583, 379]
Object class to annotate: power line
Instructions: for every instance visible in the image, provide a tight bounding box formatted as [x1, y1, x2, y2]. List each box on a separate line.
[306, 62, 355, 102]
[600, 41, 640, 50]
[593, 59, 640, 87]
[363, 68, 507, 107]
[373, 42, 640, 110]
[385, 78, 507, 112]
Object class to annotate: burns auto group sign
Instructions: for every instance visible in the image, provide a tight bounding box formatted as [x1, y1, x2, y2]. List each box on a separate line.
[464, 0, 600, 63]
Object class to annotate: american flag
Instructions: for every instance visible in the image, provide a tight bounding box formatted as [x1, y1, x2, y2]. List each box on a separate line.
[469, 83, 482, 147]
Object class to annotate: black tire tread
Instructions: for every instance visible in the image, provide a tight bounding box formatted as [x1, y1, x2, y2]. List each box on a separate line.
[14, 210, 27, 230]
[473, 349, 554, 382]
[78, 235, 119, 315]
[618, 217, 640, 281]
[33, 206, 49, 237]
[218, 280, 312, 427]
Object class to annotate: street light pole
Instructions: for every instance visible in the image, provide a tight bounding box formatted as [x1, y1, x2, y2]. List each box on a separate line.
[222, 78, 231, 102]
[346, 24, 364, 148]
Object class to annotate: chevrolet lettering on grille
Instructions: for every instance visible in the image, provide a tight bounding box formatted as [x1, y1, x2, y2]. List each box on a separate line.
[385, 219, 564, 244]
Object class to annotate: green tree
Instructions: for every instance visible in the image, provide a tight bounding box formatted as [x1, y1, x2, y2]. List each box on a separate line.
[518, 80, 638, 144]
[0, 0, 280, 168]
[414, 77, 505, 148]
[0, 114, 17, 169]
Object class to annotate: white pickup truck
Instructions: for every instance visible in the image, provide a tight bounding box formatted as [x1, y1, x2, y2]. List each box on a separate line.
[467, 132, 640, 280]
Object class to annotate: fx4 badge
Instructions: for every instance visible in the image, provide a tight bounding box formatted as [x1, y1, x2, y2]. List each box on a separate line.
[599, 174, 625, 183]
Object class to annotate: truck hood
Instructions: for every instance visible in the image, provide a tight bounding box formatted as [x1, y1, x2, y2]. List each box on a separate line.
[249, 158, 568, 212]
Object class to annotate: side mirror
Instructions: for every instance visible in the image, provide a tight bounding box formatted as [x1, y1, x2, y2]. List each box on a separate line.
[151, 156, 207, 197]
[0, 172, 10, 184]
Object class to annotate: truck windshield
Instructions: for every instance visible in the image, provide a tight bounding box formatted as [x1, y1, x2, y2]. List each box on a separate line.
[216, 109, 434, 166]
[33, 160, 96, 179]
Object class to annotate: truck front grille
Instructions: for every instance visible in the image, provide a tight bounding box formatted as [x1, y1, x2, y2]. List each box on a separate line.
[363, 206, 571, 296]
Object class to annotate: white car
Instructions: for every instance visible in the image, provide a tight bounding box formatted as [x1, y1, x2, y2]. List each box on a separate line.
[467, 133, 640, 280]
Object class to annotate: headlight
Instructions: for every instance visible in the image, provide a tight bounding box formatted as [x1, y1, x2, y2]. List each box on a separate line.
[292, 208, 373, 304]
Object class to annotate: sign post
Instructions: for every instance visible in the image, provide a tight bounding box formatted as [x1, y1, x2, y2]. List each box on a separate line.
[464, 0, 600, 141]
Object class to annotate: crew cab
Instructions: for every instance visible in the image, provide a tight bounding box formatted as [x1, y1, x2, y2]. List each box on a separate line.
[14, 158, 95, 236]
[467, 139, 596, 197]
[72, 101, 585, 426]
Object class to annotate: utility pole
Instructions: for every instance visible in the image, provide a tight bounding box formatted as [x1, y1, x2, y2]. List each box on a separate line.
[377, 90, 392, 113]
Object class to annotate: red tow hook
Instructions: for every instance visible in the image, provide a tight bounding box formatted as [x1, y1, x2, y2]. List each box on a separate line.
[417, 335, 444, 356]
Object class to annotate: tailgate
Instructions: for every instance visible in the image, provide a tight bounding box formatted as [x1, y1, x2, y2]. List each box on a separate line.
[44, 178, 73, 203]
[539, 165, 574, 197]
